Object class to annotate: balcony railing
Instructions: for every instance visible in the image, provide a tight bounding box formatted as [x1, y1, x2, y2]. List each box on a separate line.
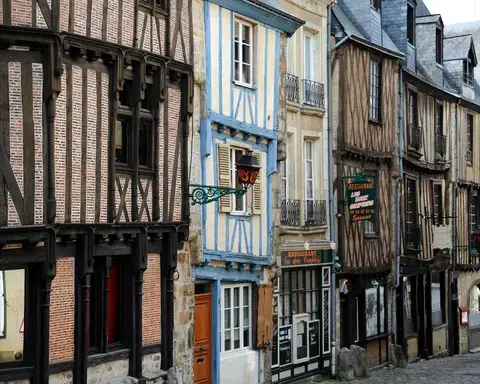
[407, 124, 423, 151]
[286, 73, 300, 104]
[302, 79, 325, 109]
[281, 199, 301, 226]
[464, 72, 474, 87]
[406, 223, 422, 251]
[305, 200, 327, 227]
[435, 133, 446, 157]
[280, 199, 327, 227]
[466, 150, 473, 164]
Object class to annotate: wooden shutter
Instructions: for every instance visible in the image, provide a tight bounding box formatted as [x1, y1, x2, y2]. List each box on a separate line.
[253, 151, 262, 214]
[256, 285, 273, 348]
[218, 144, 232, 212]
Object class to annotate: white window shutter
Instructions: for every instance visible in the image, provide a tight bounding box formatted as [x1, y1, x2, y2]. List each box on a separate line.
[253, 151, 262, 215]
[218, 143, 232, 212]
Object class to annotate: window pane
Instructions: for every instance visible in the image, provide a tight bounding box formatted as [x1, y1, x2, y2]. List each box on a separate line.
[242, 24, 250, 45]
[296, 320, 308, 359]
[243, 287, 249, 306]
[225, 309, 231, 329]
[234, 21, 239, 40]
[139, 120, 152, 167]
[242, 44, 251, 66]
[365, 287, 378, 337]
[234, 42, 240, 63]
[234, 61, 240, 82]
[242, 64, 251, 84]
[115, 120, 128, 164]
[0, 269, 25, 362]
[234, 307, 240, 328]
[234, 287, 240, 306]
[225, 331, 231, 351]
[379, 285, 385, 332]
[243, 327, 250, 347]
[234, 329, 240, 349]
[306, 270, 311, 290]
[224, 288, 231, 308]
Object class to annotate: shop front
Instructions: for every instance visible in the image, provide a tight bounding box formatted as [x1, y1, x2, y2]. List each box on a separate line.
[271, 248, 333, 383]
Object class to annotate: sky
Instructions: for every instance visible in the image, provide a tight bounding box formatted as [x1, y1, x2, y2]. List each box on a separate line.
[423, 0, 480, 25]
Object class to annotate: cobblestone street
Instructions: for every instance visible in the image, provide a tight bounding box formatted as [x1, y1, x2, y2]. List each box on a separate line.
[317, 354, 480, 383]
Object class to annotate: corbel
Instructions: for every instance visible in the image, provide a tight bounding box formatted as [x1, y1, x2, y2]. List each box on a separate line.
[230, 128, 238, 138]
[256, 137, 263, 145]
[217, 125, 226, 134]
[225, 261, 233, 270]
[243, 133, 251, 141]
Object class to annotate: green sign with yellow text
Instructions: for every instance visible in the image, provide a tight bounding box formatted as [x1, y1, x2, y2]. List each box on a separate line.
[346, 174, 376, 223]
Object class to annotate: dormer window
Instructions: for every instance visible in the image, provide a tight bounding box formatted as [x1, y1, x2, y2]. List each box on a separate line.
[436, 28, 443, 65]
[407, 2, 415, 46]
[370, 0, 381, 12]
[464, 51, 475, 87]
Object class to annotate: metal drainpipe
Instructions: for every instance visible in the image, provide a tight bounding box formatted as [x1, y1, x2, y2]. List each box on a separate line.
[394, 65, 403, 342]
[327, 2, 337, 377]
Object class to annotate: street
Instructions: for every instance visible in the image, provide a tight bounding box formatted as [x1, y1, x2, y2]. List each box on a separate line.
[316, 354, 480, 383]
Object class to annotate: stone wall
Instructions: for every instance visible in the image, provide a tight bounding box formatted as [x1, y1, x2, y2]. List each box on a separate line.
[457, 270, 480, 354]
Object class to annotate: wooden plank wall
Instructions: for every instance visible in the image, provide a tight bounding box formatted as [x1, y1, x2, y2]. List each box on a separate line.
[456, 186, 470, 264]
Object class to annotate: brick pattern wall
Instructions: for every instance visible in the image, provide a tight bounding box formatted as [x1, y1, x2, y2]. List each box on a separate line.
[143, 253, 161, 345]
[0, 0, 50, 28]
[49, 258, 75, 363]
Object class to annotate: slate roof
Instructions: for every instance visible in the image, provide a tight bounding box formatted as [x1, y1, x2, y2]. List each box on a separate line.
[443, 35, 474, 61]
[416, 14, 442, 25]
[332, 4, 403, 58]
[416, 0, 431, 17]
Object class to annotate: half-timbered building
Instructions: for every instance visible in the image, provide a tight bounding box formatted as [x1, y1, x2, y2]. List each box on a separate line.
[331, 1, 403, 368]
[188, 1, 303, 384]
[0, 0, 193, 382]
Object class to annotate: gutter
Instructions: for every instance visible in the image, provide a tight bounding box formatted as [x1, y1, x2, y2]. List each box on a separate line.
[327, 2, 337, 378]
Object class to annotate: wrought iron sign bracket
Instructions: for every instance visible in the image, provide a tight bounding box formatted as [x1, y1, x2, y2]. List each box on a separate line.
[189, 184, 248, 205]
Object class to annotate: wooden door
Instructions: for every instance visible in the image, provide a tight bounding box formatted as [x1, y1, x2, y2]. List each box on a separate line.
[194, 285, 212, 384]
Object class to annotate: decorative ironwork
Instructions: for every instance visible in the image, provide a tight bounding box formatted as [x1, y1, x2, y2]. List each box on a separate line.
[407, 124, 422, 151]
[435, 132, 446, 157]
[286, 73, 299, 103]
[406, 223, 421, 251]
[466, 150, 473, 164]
[302, 79, 325, 109]
[189, 184, 247, 205]
[281, 199, 300, 226]
[305, 200, 327, 226]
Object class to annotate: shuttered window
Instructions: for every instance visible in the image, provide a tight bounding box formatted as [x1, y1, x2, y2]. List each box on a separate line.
[252, 151, 262, 214]
[234, 19, 254, 86]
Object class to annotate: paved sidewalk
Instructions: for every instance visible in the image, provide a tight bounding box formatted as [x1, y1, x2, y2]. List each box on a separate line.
[301, 353, 480, 383]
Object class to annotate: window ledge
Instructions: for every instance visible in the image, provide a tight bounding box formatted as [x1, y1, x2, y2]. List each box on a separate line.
[229, 212, 252, 218]
[364, 233, 379, 240]
[407, 42, 416, 50]
[433, 323, 447, 331]
[436, 63, 444, 69]
[368, 118, 383, 127]
[233, 81, 256, 91]
[220, 348, 255, 357]
[87, 348, 130, 368]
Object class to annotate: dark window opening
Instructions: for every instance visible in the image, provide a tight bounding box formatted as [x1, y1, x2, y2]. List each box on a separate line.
[370, 0, 381, 12]
[369, 59, 381, 122]
[408, 91, 418, 126]
[436, 103, 443, 135]
[87, 257, 123, 353]
[406, 178, 420, 250]
[407, 4, 415, 45]
[138, 0, 167, 12]
[436, 28, 443, 64]
[403, 276, 418, 335]
[119, 80, 132, 107]
[365, 279, 387, 337]
[464, 50, 475, 86]
[432, 183, 443, 226]
[115, 120, 130, 165]
[431, 271, 445, 326]
[139, 120, 153, 168]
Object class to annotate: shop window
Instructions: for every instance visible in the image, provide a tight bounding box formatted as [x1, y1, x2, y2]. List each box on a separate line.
[0, 269, 25, 363]
[365, 280, 387, 337]
[221, 284, 251, 352]
[363, 172, 378, 235]
[431, 272, 445, 326]
[88, 257, 123, 352]
[403, 276, 418, 335]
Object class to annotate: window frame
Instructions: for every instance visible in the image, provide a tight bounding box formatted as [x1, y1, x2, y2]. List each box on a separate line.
[435, 27, 443, 65]
[230, 147, 248, 214]
[369, 58, 382, 123]
[137, 0, 167, 15]
[431, 271, 446, 326]
[220, 284, 252, 353]
[431, 182, 444, 226]
[234, 18, 254, 88]
[403, 276, 418, 336]
[407, 3, 415, 46]
[303, 140, 314, 202]
[303, 30, 314, 81]
[370, 0, 381, 12]
[364, 279, 387, 338]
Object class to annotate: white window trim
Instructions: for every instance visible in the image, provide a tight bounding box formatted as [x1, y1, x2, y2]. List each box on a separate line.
[303, 140, 315, 202]
[322, 266, 330, 287]
[303, 30, 314, 81]
[281, 141, 290, 201]
[234, 18, 254, 88]
[221, 284, 252, 354]
[230, 148, 248, 214]
[293, 313, 310, 364]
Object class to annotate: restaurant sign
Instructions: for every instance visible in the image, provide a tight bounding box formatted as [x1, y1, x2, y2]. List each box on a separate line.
[346, 173, 376, 223]
[280, 249, 332, 267]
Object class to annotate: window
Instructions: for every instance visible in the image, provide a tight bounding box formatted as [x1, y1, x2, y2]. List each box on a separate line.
[432, 183, 443, 226]
[369, 59, 381, 122]
[408, 91, 418, 127]
[234, 19, 253, 86]
[407, 91, 420, 149]
[230, 148, 247, 213]
[403, 276, 418, 335]
[280, 158, 287, 201]
[221, 284, 251, 352]
[470, 189, 478, 233]
[287, 36, 296, 74]
[464, 50, 475, 87]
[467, 113, 474, 165]
[363, 172, 378, 235]
[406, 178, 419, 249]
[436, 103, 443, 135]
[431, 272, 445, 326]
[88, 257, 123, 352]
[365, 280, 387, 337]
[138, 0, 166, 13]
[436, 28, 443, 65]
[0, 269, 25, 363]
[407, 3, 415, 45]
[304, 140, 314, 202]
[370, 0, 381, 12]
[303, 32, 314, 81]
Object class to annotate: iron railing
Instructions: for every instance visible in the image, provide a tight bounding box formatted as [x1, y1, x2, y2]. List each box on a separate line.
[407, 124, 423, 151]
[435, 132, 446, 157]
[304, 200, 327, 227]
[286, 73, 300, 104]
[281, 199, 301, 226]
[406, 223, 422, 251]
[466, 150, 473, 164]
[464, 72, 474, 87]
[302, 79, 325, 109]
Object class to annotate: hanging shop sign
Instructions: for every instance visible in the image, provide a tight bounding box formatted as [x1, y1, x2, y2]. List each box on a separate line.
[280, 249, 333, 267]
[308, 320, 320, 358]
[346, 173, 376, 223]
[279, 325, 292, 366]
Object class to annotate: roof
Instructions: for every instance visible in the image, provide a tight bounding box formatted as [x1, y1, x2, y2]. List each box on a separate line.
[416, 14, 443, 26]
[331, 4, 404, 59]
[415, 0, 431, 17]
[443, 35, 475, 61]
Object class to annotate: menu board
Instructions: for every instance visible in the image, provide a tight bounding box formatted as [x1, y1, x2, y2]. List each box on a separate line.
[279, 325, 292, 366]
[309, 320, 320, 358]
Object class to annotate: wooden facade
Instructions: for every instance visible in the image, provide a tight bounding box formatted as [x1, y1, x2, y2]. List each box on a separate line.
[0, 0, 193, 382]
[332, 38, 400, 366]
